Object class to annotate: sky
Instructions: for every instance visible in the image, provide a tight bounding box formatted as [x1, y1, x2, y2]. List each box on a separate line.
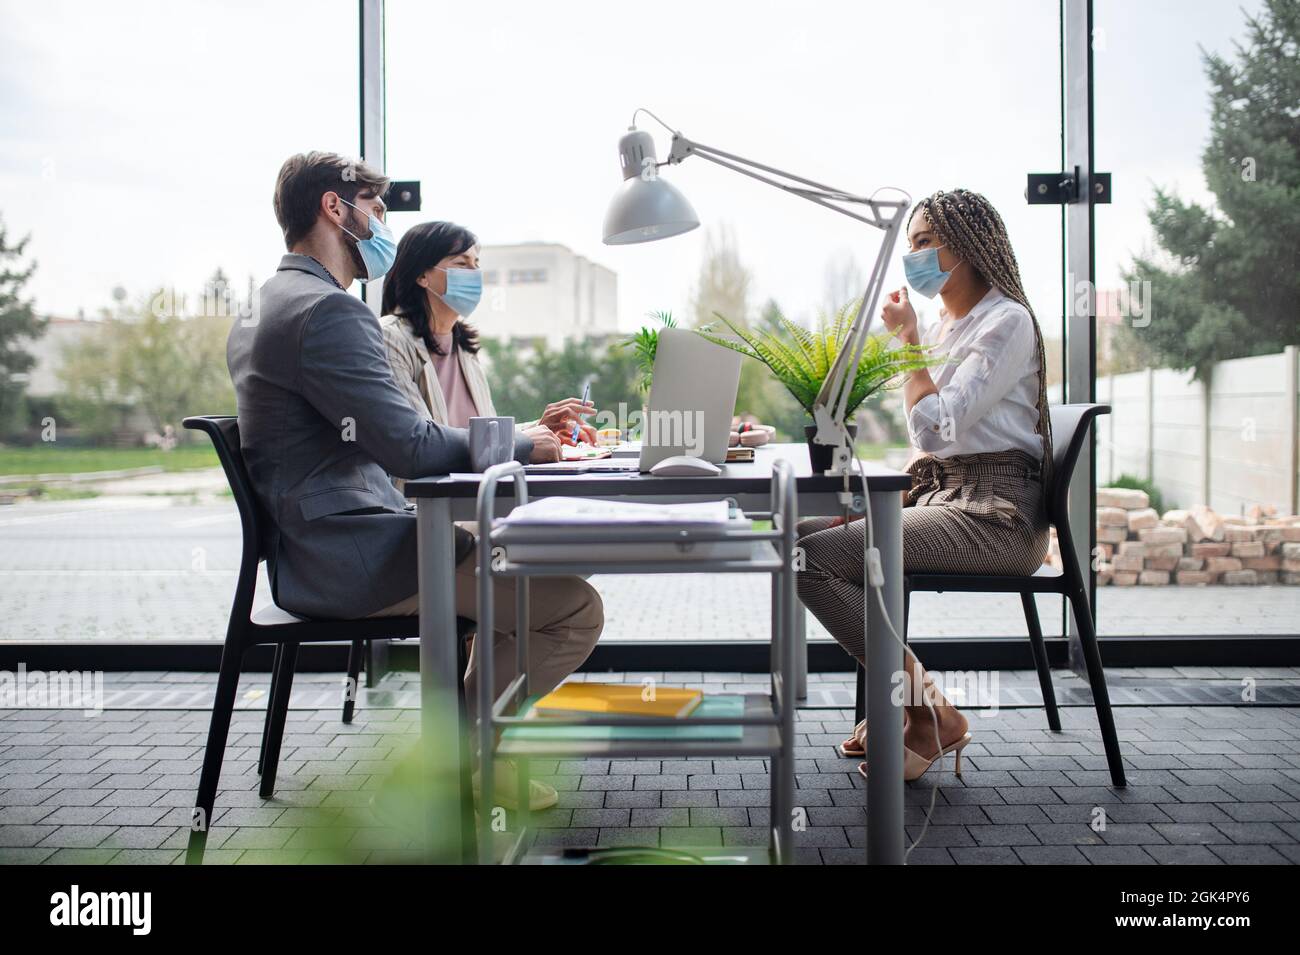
[0, 0, 1264, 341]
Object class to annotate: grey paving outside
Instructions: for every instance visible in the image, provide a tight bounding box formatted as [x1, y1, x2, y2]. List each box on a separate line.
[2, 670, 1300, 865]
[2, 496, 1298, 643]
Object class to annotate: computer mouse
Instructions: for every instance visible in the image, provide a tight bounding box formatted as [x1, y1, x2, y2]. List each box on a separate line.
[648, 455, 722, 477]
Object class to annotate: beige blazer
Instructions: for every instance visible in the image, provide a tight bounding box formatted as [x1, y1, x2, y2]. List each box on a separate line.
[380, 316, 540, 513]
[380, 314, 498, 425]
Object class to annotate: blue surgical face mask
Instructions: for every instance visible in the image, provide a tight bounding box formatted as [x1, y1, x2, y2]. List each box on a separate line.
[433, 267, 482, 317]
[337, 197, 396, 281]
[902, 245, 953, 299]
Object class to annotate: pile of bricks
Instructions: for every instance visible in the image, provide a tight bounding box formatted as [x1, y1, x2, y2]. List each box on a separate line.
[1096, 490, 1300, 586]
[1044, 489, 1300, 586]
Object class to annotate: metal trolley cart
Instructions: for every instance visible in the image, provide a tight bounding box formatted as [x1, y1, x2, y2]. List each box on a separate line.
[472, 457, 798, 865]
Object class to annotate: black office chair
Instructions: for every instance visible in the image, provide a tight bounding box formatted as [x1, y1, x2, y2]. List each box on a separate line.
[851, 403, 1125, 787]
[182, 415, 476, 863]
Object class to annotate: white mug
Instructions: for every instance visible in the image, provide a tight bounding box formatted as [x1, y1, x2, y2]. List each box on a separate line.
[469, 416, 516, 472]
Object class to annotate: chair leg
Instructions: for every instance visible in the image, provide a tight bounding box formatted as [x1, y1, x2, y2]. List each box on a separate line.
[187, 640, 246, 865]
[1020, 592, 1061, 732]
[258, 643, 285, 775]
[1068, 589, 1126, 787]
[259, 641, 299, 799]
[342, 639, 364, 724]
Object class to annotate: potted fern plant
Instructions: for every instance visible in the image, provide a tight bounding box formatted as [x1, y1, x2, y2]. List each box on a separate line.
[696, 301, 943, 470]
[621, 309, 676, 397]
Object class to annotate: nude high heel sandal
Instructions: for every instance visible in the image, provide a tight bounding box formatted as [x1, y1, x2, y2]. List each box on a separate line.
[836, 719, 868, 759]
[857, 732, 972, 783]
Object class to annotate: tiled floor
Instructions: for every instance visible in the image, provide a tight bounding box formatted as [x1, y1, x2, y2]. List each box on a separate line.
[2, 670, 1299, 864]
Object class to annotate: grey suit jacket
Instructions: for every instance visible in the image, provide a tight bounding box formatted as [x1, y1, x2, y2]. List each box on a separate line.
[227, 254, 532, 619]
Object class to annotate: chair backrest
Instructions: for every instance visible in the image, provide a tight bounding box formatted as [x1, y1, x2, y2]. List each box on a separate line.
[184, 415, 264, 629]
[1045, 403, 1110, 573]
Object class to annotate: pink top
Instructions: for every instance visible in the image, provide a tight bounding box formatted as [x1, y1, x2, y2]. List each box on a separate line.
[427, 331, 479, 428]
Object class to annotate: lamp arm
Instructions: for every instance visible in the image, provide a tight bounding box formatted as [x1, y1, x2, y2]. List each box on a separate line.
[667, 135, 908, 230]
[637, 117, 912, 474]
[808, 199, 906, 474]
[821, 211, 904, 419]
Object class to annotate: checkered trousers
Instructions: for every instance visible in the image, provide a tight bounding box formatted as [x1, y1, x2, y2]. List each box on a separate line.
[795, 449, 1050, 664]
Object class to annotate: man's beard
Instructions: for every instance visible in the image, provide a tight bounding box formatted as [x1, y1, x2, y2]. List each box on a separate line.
[342, 207, 369, 279]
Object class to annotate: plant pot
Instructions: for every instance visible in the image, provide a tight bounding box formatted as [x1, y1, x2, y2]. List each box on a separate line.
[804, 423, 858, 473]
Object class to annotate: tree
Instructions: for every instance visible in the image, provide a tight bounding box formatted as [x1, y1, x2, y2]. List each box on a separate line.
[479, 336, 642, 431]
[821, 247, 865, 319]
[1119, 0, 1300, 374]
[55, 323, 128, 440]
[689, 223, 752, 329]
[0, 217, 46, 437]
[57, 283, 235, 441]
[687, 225, 794, 426]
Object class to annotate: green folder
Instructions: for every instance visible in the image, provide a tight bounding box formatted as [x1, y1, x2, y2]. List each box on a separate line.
[503, 694, 745, 741]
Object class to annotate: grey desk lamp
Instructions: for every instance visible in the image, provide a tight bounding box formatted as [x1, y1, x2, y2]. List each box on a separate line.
[602, 108, 911, 476]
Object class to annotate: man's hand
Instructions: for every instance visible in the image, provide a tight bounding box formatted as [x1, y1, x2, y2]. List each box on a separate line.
[524, 424, 561, 463]
[537, 397, 596, 437]
[881, 287, 919, 345]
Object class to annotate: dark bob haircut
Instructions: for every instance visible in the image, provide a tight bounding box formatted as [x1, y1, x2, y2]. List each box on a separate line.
[381, 220, 481, 355]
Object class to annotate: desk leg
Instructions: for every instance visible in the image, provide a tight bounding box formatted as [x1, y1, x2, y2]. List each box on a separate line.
[416, 499, 465, 862]
[865, 490, 904, 865]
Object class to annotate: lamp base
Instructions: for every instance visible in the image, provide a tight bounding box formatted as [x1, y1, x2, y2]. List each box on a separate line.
[804, 423, 857, 474]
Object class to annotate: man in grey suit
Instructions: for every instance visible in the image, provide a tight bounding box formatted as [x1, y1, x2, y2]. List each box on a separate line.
[227, 152, 603, 809]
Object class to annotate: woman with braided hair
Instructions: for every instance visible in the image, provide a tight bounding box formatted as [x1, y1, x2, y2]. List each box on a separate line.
[797, 188, 1054, 782]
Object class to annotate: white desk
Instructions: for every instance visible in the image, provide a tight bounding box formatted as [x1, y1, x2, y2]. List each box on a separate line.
[404, 443, 909, 864]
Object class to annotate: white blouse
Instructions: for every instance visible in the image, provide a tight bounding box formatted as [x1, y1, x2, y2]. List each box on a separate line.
[905, 287, 1043, 459]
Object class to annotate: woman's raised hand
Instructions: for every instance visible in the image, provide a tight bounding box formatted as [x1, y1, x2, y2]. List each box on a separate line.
[881, 287, 919, 344]
[538, 397, 598, 445]
[558, 422, 599, 447]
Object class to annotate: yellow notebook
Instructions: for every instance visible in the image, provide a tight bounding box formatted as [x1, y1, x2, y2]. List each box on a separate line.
[530, 682, 703, 719]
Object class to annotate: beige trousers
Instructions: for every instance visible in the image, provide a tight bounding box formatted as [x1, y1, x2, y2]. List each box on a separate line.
[796, 450, 1049, 666]
[368, 544, 604, 702]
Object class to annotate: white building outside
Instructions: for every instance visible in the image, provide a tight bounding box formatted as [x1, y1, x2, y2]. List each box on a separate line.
[23, 316, 99, 399]
[475, 242, 618, 349]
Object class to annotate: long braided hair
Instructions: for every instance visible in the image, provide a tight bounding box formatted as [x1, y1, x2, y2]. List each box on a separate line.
[907, 188, 1054, 500]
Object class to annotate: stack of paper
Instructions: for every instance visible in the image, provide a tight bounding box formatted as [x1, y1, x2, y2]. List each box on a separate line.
[496, 498, 751, 562]
[499, 497, 731, 526]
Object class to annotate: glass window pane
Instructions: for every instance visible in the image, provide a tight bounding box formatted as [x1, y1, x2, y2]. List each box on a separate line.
[386, 0, 1064, 644]
[1, 0, 358, 643]
[1094, 0, 1300, 637]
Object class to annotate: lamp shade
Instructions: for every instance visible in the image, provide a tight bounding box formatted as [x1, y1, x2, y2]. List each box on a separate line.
[602, 177, 700, 245]
[602, 127, 699, 245]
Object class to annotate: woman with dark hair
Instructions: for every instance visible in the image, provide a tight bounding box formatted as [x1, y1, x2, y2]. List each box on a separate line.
[379, 221, 605, 813]
[797, 188, 1054, 783]
[380, 221, 595, 456]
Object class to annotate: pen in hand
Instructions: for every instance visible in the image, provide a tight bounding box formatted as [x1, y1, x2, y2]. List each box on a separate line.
[571, 382, 590, 445]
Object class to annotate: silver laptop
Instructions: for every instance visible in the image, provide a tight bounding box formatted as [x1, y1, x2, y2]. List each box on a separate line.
[522, 329, 741, 475]
[638, 328, 743, 472]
